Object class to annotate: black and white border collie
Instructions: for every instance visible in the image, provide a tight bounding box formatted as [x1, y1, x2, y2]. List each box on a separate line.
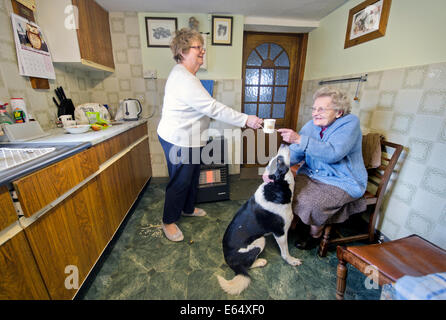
[217, 144, 301, 295]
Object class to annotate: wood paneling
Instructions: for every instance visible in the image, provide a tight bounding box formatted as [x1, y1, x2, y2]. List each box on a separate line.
[0, 231, 49, 300]
[0, 186, 17, 230]
[8, 124, 151, 299]
[72, 0, 115, 70]
[13, 147, 99, 217]
[24, 178, 106, 300]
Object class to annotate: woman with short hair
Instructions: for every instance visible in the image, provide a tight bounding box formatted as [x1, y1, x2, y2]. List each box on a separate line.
[158, 28, 263, 242]
[271, 86, 368, 249]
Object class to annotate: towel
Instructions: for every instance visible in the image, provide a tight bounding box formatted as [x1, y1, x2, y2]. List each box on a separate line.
[362, 133, 383, 169]
[381, 272, 446, 300]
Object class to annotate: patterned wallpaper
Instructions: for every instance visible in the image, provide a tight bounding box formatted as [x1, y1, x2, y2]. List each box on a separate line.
[297, 62, 446, 248]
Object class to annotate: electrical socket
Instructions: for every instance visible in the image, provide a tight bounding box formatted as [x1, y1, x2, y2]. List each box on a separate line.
[143, 69, 157, 79]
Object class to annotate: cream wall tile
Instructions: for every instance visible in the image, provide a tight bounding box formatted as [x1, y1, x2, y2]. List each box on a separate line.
[424, 63, 446, 90]
[420, 167, 446, 198]
[393, 89, 423, 113]
[370, 110, 393, 132]
[409, 115, 442, 141]
[379, 68, 405, 91]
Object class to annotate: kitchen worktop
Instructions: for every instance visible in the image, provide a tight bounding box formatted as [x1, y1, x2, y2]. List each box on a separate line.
[0, 119, 148, 186]
[32, 119, 148, 145]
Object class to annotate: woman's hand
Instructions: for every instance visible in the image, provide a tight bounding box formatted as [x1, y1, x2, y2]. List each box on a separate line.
[246, 115, 263, 129]
[277, 128, 301, 144]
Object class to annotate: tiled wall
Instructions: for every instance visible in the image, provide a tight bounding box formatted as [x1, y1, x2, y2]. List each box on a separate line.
[0, 4, 243, 176]
[297, 62, 446, 248]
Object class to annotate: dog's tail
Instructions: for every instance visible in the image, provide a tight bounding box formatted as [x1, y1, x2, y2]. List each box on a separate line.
[216, 274, 251, 295]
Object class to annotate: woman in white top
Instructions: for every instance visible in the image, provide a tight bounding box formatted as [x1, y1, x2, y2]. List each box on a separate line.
[157, 28, 263, 242]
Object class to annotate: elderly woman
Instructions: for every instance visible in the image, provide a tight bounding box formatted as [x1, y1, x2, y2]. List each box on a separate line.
[157, 28, 263, 242]
[275, 87, 367, 250]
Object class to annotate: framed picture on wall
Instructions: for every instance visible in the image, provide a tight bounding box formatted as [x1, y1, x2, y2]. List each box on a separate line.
[145, 17, 178, 47]
[344, 0, 392, 49]
[212, 16, 233, 46]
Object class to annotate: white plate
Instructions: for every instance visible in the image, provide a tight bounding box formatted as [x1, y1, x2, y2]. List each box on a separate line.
[64, 124, 91, 134]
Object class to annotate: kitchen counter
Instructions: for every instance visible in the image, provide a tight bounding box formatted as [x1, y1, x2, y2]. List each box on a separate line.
[32, 119, 148, 145]
[0, 119, 148, 186]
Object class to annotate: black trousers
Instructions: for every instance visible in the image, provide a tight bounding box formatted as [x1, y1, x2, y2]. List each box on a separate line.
[158, 135, 202, 224]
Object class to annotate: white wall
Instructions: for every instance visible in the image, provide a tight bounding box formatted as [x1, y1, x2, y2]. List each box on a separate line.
[138, 13, 244, 80]
[305, 0, 446, 80]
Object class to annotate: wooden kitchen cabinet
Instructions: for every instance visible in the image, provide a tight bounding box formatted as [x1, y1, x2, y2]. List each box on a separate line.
[0, 187, 49, 299]
[17, 123, 151, 299]
[0, 186, 17, 230]
[36, 0, 115, 72]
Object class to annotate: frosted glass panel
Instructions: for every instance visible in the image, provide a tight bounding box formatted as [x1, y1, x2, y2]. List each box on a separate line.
[276, 51, 289, 67]
[274, 87, 287, 102]
[247, 51, 262, 66]
[270, 44, 282, 60]
[260, 69, 274, 85]
[258, 104, 271, 118]
[272, 104, 285, 118]
[275, 69, 289, 85]
[245, 69, 259, 85]
[256, 43, 269, 59]
[245, 86, 258, 102]
[244, 104, 257, 115]
[259, 87, 272, 102]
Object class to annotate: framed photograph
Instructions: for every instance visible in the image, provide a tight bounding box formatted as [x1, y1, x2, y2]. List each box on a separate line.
[145, 17, 178, 47]
[344, 0, 392, 49]
[212, 16, 233, 46]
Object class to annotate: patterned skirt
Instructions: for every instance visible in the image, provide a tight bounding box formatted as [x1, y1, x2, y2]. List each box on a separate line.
[292, 174, 367, 226]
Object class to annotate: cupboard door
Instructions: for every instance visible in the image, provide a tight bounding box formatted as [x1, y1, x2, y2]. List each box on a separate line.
[72, 0, 115, 70]
[0, 231, 50, 300]
[0, 186, 17, 230]
[13, 147, 99, 218]
[23, 178, 107, 300]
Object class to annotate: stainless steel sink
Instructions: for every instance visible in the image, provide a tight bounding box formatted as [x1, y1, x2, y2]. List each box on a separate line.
[0, 141, 91, 186]
[0, 146, 56, 171]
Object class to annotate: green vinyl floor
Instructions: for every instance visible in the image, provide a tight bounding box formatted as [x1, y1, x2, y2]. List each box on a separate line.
[77, 176, 382, 300]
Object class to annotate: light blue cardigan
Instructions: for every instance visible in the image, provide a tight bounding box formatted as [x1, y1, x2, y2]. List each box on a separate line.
[290, 114, 367, 199]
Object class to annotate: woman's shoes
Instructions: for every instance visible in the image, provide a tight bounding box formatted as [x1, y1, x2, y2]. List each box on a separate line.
[295, 234, 322, 250]
[181, 207, 207, 217]
[162, 223, 184, 242]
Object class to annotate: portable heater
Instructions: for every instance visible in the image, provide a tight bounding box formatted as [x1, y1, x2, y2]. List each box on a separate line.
[196, 136, 230, 203]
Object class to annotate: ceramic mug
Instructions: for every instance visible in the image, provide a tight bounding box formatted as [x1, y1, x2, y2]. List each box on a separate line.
[58, 115, 73, 126]
[63, 120, 77, 127]
[263, 119, 276, 134]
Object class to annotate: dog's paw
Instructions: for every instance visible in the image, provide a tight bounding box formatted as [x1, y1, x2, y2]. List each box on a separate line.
[287, 257, 302, 266]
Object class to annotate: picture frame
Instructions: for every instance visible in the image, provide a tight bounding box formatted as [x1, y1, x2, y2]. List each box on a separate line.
[344, 0, 392, 49]
[212, 16, 233, 46]
[145, 17, 178, 48]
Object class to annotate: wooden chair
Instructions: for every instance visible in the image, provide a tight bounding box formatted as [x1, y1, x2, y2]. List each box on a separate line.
[336, 235, 446, 300]
[317, 139, 403, 257]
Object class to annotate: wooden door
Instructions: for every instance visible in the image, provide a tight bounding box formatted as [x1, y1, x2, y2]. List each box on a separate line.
[242, 32, 307, 167]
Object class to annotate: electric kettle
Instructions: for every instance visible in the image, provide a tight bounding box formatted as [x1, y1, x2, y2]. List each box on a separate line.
[119, 98, 142, 121]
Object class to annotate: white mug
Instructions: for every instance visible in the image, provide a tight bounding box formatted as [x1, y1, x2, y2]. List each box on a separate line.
[58, 115, 73, 126]
[63, 120, 77, 127]
[263, 119, 276, 134]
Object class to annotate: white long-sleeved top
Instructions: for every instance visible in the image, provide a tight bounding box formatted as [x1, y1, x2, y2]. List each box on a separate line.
[157, 64, 248, 147]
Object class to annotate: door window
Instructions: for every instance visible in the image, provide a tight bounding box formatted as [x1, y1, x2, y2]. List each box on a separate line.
[243, 43, 290, 119]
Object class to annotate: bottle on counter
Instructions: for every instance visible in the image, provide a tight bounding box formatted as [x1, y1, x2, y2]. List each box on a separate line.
[13, 108, 26, 123]
[0, 102, 13, 124]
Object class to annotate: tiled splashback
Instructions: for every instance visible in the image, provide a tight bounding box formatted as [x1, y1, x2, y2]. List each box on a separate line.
[0, 5, 242, 176]
[298, 62, 446, 248]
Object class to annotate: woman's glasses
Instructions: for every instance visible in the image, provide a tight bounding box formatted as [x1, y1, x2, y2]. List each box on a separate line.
[190, 46, 206, 51]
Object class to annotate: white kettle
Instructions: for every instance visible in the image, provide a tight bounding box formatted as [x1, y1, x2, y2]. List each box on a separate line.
[118, 98, 142, 121]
